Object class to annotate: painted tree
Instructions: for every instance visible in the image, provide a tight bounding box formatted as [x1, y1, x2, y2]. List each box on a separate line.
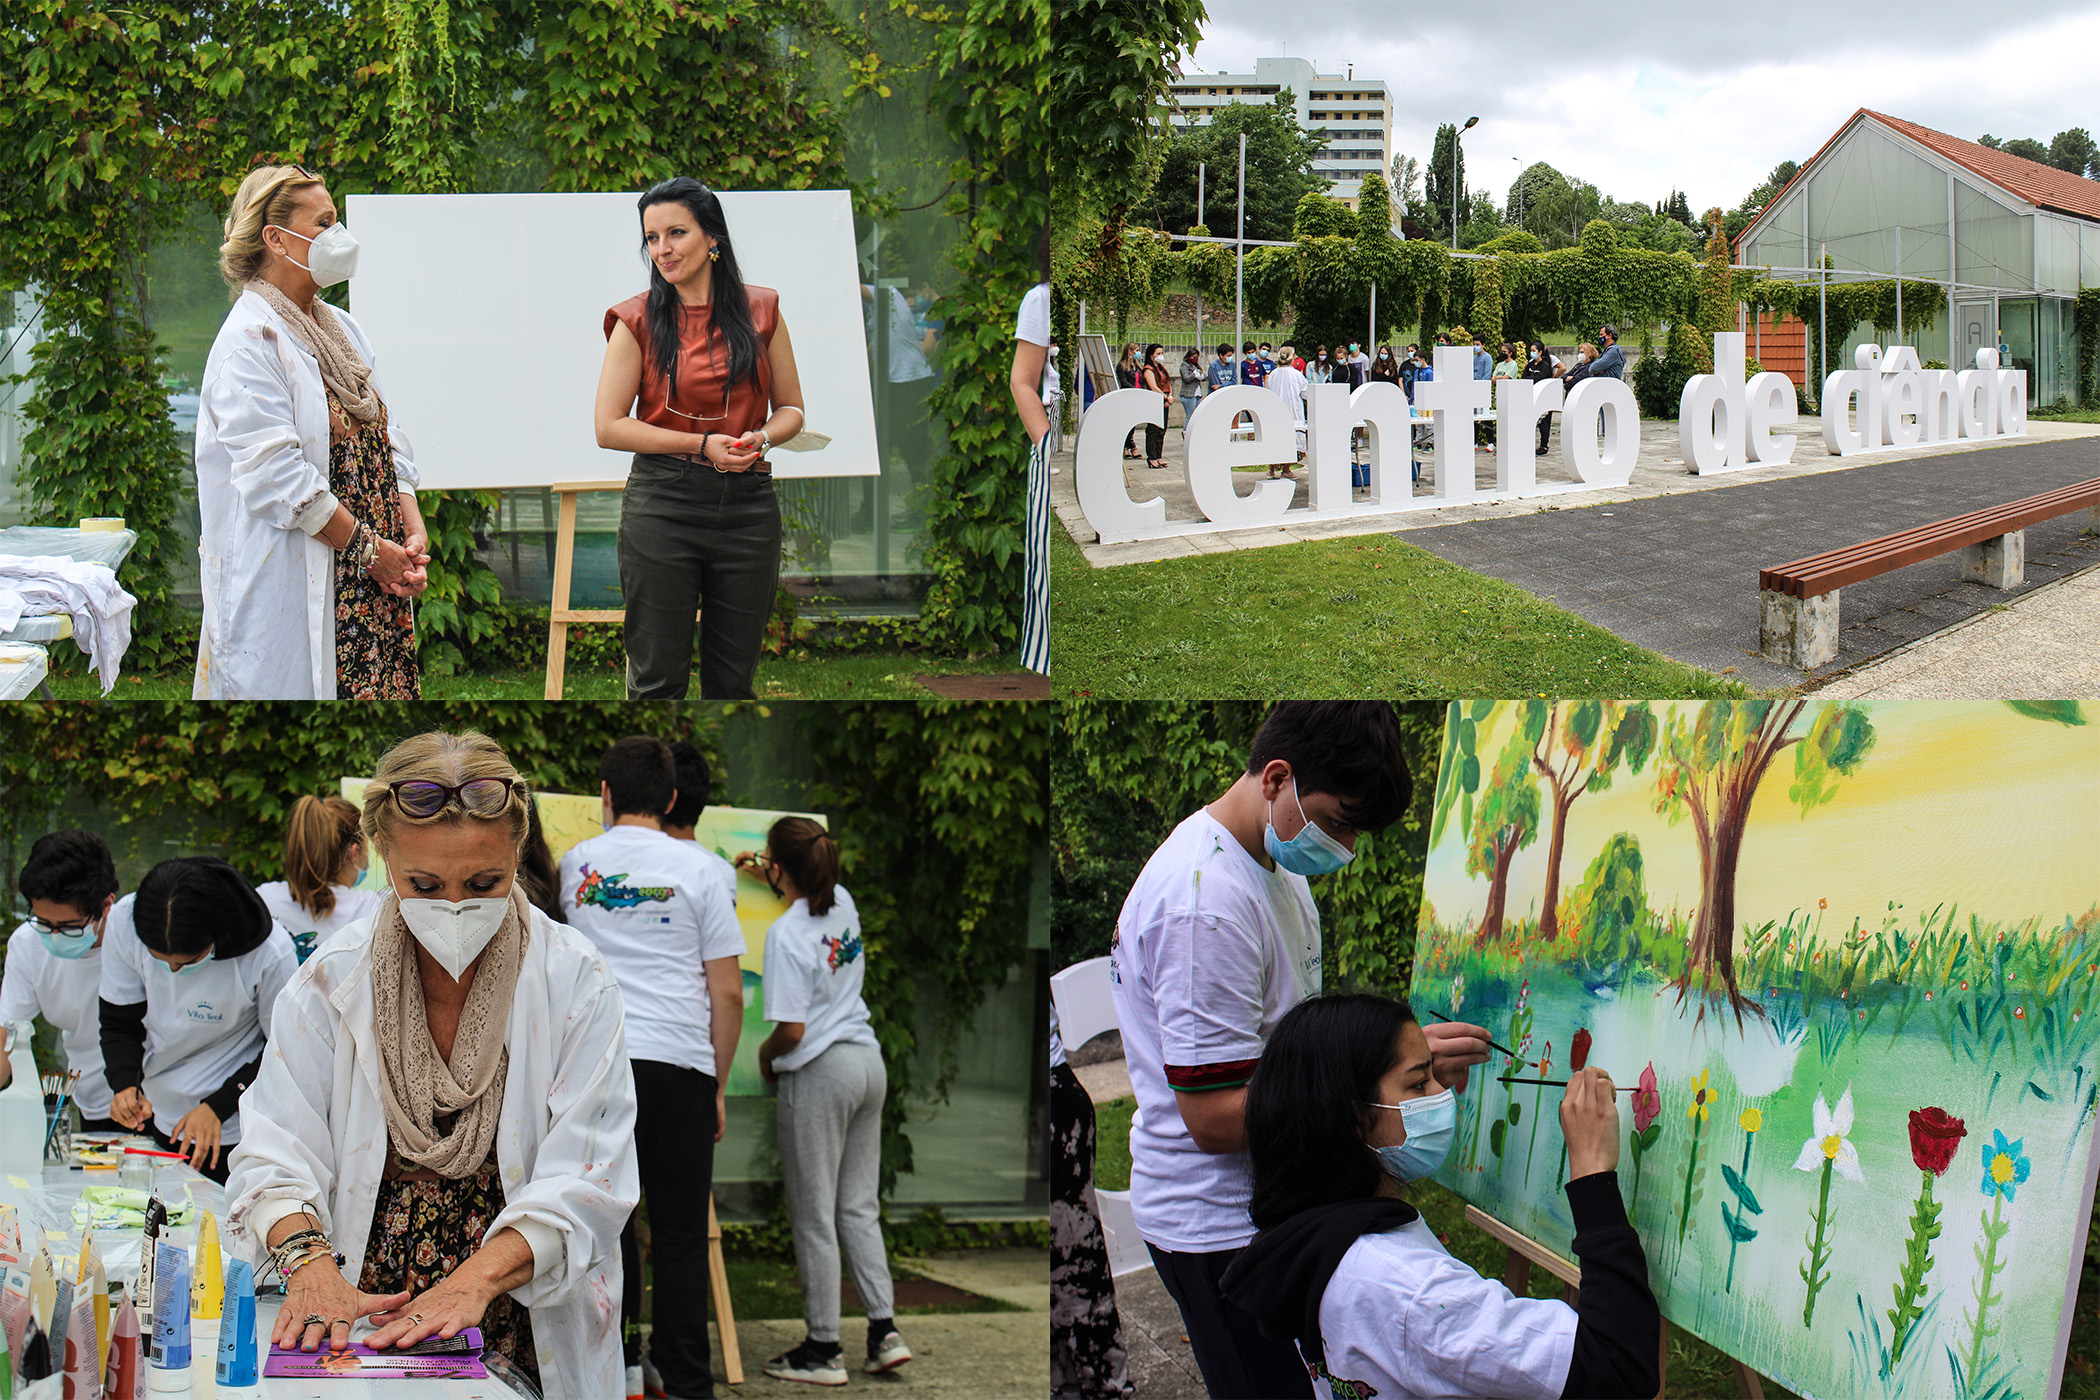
[1530, 701, 1658, 942]
[1467, 722, 1543, 946]
[1651, 700, 1876, 1020]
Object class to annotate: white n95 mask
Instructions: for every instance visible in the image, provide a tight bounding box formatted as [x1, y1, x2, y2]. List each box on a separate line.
[269, 221, 360, 287]
[398, 897, 508, 981]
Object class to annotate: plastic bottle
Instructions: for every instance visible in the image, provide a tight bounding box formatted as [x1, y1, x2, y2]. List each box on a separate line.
[146, 1240, 189, 1394]
[213, 1259, 257, 1397]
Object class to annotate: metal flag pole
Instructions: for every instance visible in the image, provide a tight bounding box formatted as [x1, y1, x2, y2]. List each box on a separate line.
[1895, 225, 1903, 340]
[1369, 282, 1377, 351]
[1195, 162, 1205, 350]
[1236, 133, 1246, 356]
[1819, 241, 1828, 386]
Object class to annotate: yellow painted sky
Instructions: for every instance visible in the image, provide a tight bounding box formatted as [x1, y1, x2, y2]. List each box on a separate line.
[1423, 701, 2100, 938]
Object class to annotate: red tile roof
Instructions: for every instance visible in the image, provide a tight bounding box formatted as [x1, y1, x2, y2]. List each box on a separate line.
[1865, 110, 2100, 223]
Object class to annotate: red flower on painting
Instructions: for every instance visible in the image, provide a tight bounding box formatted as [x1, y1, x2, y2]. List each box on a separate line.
[1633, 1062, 1661, 1134]
[1571, 1028, 1592, 1072]
[1907, 1107, 1967, 1176]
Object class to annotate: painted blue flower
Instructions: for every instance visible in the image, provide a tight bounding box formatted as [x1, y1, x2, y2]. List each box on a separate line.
[1979, 1128, 2031, 1202]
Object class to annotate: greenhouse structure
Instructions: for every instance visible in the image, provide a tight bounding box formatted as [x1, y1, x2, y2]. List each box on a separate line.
[1735, 108, 2097, 406]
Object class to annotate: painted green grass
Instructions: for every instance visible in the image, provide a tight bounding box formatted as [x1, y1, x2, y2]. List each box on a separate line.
[1051, 525, 1751, 698]
[40, 650, 1030, 701]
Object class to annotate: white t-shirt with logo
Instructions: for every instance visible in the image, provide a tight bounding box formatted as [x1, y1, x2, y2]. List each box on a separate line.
[1311, 1217, 1576, 1400]
[761, 885, 880, 1074]
[558, 825, 745, 1077]
[0, 923, 114, 1118]
[1107, 808, 1322, 1253]
[96, 893, 298, 1144]
[255, 881, 383, 963]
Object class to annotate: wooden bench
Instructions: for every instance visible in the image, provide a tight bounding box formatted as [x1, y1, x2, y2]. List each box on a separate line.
[1758, 478, 2100, 668]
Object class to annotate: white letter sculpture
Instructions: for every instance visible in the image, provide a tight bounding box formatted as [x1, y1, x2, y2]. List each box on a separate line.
[1412, 345, 1492, 503]
[1822, 344, 2022, 456]
[1680, 331, 1798, 472]
[1182, 385, 1297, 529]
[1074, 387, 1168, 545]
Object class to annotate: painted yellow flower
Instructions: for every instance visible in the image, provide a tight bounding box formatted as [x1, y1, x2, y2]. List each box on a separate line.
[1740, 1106, 1762, 1134]
[1686, 1068, 1711, 1123]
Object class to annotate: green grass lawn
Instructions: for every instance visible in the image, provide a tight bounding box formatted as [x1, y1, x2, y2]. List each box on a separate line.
[1087, 1093, 2100, 1397]
[1052, 526, 1748, 699]
[43, 650, 1030, 700]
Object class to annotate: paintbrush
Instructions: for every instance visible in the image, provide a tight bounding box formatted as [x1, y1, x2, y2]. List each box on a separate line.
[1420, 1007, 1520, 1060]
[1498, 1075, 1640, 1091]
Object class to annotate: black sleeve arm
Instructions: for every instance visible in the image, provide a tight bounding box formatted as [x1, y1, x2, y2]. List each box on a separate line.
[1559, 1171, 1662, 1400]
[99, 998, 148, 1095]
[202, 1053, 264, 1122]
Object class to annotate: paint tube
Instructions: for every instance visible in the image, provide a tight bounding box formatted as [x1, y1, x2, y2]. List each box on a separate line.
[135, 1198, 164, 1366]
[24, 1249, 50, 1340]
[39, 1280, 66, 1391]
[213, 1260, 256, 1395]
[60, 1282, 94, 1399]
[0, 1299, 10, 1400]
[145, 1242, 188, 1394]
[15, 1317, 44, 1383]
[0, 1265, 26, 1373]
[188, 1211, 221, 1395]
[80, 1235, 108, 1384]
[104, 1289, 141, 1400]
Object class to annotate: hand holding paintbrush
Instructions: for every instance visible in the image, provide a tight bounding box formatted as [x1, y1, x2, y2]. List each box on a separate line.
[1418, 1009, 1496, 1092]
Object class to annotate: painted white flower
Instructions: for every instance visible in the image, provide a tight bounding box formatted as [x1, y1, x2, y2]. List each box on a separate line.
[1791, 1086, 1864, 1183]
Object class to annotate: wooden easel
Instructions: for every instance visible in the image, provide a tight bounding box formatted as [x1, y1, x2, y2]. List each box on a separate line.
[708, 1194, 743, 1384]
[1465, 1205, 1765, 1400]
[543, 479, 704, 699]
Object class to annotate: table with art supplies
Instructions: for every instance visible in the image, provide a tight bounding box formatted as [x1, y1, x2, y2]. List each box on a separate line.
[0, 1135, 530, 1398]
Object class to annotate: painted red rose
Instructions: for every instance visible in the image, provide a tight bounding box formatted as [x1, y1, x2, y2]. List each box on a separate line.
[1571, 1028, 1592, 1072]
[1908, 1106, 1967, 1176]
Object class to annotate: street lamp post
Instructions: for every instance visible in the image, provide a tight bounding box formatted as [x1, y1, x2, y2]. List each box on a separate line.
[1452, 115, 1478, 249]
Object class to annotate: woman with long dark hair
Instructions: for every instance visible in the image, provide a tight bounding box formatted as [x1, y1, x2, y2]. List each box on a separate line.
[595, 178, 807, 700]
[1220, 994, 1658, 1400]
[1139, 343, 1173, 469]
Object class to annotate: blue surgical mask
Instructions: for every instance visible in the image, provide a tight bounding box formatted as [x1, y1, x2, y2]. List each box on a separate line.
[1369, 1087, 1457, 1182]
[168, 951, 215, 977]
[1263, 779, 1355, 877]
[38, 922, 98, 960]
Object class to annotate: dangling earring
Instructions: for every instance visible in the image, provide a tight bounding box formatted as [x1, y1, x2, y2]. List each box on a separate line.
[708, 246, 720, 262]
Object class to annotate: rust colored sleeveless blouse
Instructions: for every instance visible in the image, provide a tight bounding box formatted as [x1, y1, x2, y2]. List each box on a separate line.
[604, 285, 779, 441]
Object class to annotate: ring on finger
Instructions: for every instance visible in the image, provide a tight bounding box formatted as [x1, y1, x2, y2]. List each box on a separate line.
[303, 1314, 327, 1329]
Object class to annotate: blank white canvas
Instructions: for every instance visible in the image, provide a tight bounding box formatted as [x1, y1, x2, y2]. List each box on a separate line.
[345, 190, 879, 489]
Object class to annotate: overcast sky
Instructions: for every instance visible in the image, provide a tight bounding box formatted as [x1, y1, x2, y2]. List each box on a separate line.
[1183, 1, 2100, 212]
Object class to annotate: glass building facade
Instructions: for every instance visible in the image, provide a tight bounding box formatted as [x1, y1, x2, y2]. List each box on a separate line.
[1737, 113, 2095, 407]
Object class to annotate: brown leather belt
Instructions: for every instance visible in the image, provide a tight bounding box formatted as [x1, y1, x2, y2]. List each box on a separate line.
[665, 453, 772, 475]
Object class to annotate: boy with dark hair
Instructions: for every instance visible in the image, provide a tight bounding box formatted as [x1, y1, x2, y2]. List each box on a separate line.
[1207, 342, 1237, 394]
[1238, 340, 1267, 388]
[1107, 702, 1490, 1400]
[561, 737, 745, 1400]
[0, 830, 123, 1127]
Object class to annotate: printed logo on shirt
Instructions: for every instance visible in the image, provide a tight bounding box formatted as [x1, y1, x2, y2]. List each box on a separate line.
[1309, 1360, 1377, 1400]
[820, 928, 863, 971]
[184, 1000, 225, 1025]
[573, 864, 674, 911]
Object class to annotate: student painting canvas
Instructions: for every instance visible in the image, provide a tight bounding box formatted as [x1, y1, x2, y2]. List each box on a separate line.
[1412, 699, 2100, 1399]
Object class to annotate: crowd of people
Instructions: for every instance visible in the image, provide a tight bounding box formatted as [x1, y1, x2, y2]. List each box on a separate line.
[0, 731, 911, 1398]
[1051, 702, 1662, 1400]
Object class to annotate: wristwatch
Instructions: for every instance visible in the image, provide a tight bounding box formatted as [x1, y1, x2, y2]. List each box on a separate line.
[758, 428, 773, 455]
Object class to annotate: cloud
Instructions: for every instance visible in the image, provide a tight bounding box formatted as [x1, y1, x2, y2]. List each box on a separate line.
[1185, 1, 2100, 210]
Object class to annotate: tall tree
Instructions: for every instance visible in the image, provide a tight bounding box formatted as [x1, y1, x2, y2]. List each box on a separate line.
[1390, 152, 1421, 208]
[2048, 127, 2099, 179]
[1425, 122, 1465, 242]
[1530, 702, 1657, 943]
[1139, 92, 1328, 240]
[1467, 716, 1543, 946]
[1651, 700, 1876, 1022]
[1508, 161, 1565, 228]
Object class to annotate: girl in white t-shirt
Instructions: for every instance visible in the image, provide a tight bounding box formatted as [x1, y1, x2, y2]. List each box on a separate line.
[746, 817, 910, 1387]
[1009, 224, 1052, 675]
[1221, 994, 1659, 1400]
[100, 856, 298, 1183]
[256, 793, 383, 962]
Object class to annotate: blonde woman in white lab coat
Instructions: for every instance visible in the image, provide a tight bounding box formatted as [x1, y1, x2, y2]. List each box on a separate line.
[227, 732, 639, 1398]
[193, 164, 430, 699]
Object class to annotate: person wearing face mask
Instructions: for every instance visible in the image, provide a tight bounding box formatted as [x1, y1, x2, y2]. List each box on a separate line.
[1369, 345, 1400, 386]
[196, 164, 431, 700]
[1177, 347, 1205, 431]
[1264, 346, 1310, 479]
[1224, 994, 1658, 1400]
[1139, 343, 1173, 469]
[256, 794, 384, 963]
[1208, 342, 1239, 395]
[0, 831, 124, 1127]
[227, 731, 638, 1397]
[557, 735, 743, 1400]
[1308, 346, 1332, 385]
[1105, 702, 1474, 1400]
[742, 818, 913, 1386]
[98, 856, 299, 1182]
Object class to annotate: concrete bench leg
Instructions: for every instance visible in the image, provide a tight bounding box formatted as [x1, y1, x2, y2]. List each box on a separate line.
[1959, 530, 2024, 589]
[1761, 588, 1839, 669]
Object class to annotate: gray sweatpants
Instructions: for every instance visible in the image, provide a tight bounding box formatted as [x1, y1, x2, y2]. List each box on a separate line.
[777, 1038, 895, 1342]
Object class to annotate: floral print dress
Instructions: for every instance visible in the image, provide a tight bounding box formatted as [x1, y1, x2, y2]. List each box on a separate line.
[359, 1150, 540, 1388]
[326, 387, 420, 698]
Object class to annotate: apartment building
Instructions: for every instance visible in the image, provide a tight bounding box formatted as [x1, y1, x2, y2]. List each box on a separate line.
[1168, 56, 1394, 215]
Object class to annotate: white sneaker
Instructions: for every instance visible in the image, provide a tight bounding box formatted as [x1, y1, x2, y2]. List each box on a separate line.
[642, 1355, 668, 1397]
[626, 1364, 645, 1400]
[866, 1331, 913, 1373]
[765, 1340, 848, 1387]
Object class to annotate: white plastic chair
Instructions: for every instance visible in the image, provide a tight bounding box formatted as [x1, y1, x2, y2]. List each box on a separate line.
[1050, 954, 1117, 1055]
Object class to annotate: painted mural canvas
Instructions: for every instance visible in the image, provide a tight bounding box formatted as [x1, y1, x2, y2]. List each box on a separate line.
[1411, 700, 2100, 1400]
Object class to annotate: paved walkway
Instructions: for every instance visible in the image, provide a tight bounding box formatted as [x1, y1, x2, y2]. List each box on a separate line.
[1404, 437, 2100, 688]
[1812, 560, 2100, 698]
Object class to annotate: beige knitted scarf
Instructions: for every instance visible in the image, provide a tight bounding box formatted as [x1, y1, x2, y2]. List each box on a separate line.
[370, 886, 529, 1178]
[244, 278, 384, 424]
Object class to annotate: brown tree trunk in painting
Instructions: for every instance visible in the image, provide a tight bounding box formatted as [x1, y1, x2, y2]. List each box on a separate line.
[1537, 789, 1578, 942]
[1685, 801, 1758, 1022]
[1477, 829, 1519, 946]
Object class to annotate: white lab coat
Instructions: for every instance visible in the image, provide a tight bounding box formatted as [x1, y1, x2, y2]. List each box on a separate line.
[225, 906, 637, 1399]
[192, 290, 420, 699]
